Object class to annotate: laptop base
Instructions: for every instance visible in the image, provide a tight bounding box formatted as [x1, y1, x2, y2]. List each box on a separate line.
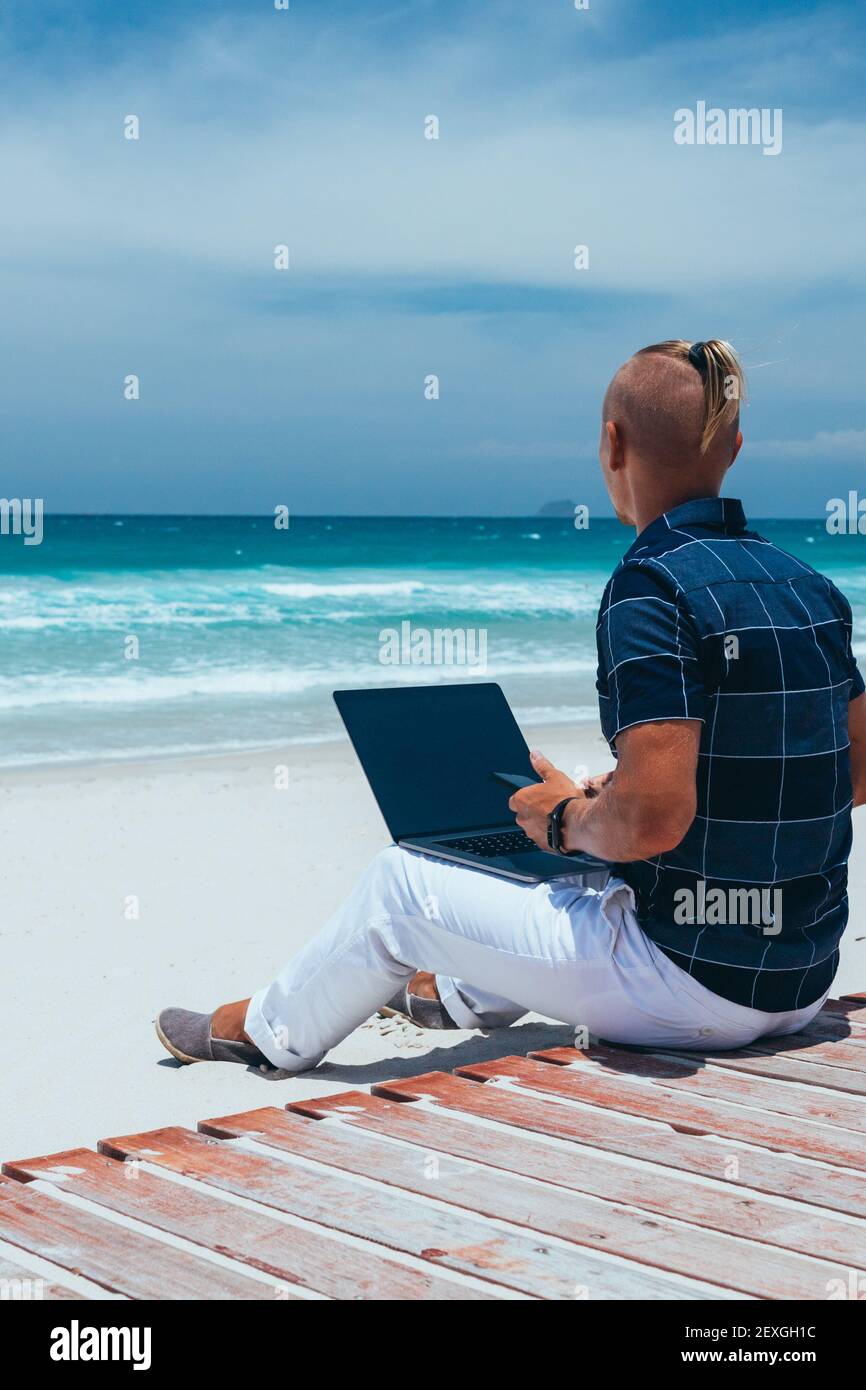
[400, 829, 610, 886]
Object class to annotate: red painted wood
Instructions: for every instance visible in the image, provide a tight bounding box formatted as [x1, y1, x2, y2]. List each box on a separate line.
[99, 1124, 711, 1300]
[5, 1147, 472, 1302]
[0, 1176, 274, 1299]
[819, 1006, 866, 1031]
[200, 1104, 849, 1298]
[814, 1001, 866, 1032]
[668, 1047, 866, 1096]
[454, 1056, 866, 1170]
[762, 999, 866, 1039]
[828, 995, 866, 1017]
[0, 1255, 86, 1300]
[373, 1072, 866, 1218]
[823, 998, 866, 1025]
[528, 1045, 866, 1133]
[778, 1016, 866, 1045]
[289, 1090, 866, 1274]
[746, 1034, 866, 1070]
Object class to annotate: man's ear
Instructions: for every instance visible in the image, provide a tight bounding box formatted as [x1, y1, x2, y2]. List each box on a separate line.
[605, 420, 623, 470]
[727, 429, 743, 470]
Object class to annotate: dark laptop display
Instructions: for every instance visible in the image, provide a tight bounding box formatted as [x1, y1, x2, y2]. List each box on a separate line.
[334, 683, 534, 840]
[333, 683, 609, 884]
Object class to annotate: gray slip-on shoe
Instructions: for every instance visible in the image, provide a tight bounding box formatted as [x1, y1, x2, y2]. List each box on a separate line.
[379, 986, 460, 1030]
[156, 1007, 272, 1069]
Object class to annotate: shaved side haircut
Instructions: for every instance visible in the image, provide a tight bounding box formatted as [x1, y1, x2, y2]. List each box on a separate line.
[604, 339, 745, 465]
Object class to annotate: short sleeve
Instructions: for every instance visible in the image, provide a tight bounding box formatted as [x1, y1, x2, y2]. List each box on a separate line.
[597, 563, 708, 741]
[826, 580, 864, 700]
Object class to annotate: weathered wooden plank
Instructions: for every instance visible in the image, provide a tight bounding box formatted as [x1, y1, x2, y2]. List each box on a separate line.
[0, 1179, 276, 1299]
[200, 1105, 854, 1299]
[290, 1090, 866, 1270]
[787, 1014, 866, 1043]
[455, 1056, 866, 1171]
[529, 1045, 866, 1133]
[670, 1047, 866, 1097]
[0, 1255, 86, 1300]
[98, 1125, 715, 1300]
[5, 1147, 475, 1303]
[763, 997, 866, 1041]
[745, 1034, 866, 1070]
[817, 1000, 866, 1023]
[812, 1002, 866, 1033]
[374, 1072, 866, 1219]
[822, 998, 866, 1025]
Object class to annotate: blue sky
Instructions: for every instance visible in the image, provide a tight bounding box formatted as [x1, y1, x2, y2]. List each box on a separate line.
[1, 0, 864, 515]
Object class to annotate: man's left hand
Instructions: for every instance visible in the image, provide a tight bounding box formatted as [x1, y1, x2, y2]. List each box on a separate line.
[509, 751, 586, 850]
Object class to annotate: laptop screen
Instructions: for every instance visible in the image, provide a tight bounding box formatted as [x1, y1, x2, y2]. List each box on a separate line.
[334, 683, 537, 841]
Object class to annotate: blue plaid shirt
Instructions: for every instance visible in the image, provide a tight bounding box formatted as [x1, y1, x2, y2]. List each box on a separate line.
[596, 497, 864, 1012]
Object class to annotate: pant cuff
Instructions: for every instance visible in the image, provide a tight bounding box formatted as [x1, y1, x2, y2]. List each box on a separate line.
[435, 975, 484, 1029]
[244, 988, 325, 1072]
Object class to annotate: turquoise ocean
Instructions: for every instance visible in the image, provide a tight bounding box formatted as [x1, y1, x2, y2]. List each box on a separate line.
[1, 515, 864, 770]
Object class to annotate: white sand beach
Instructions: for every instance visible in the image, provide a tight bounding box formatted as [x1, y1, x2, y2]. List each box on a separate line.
[4, 722, 866, 1160]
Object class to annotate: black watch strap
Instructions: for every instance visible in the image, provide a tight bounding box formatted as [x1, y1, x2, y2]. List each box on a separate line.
[547, 796, 578, 855]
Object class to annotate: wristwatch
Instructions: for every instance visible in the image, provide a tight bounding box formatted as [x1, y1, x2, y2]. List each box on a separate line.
[547, 796, 579, 855]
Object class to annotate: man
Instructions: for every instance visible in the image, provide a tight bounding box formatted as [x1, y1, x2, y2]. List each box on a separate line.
[157, 338, 866, 1072]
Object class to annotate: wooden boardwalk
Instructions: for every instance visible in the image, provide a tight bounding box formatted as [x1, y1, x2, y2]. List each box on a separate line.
[2, 993, 866, 1300]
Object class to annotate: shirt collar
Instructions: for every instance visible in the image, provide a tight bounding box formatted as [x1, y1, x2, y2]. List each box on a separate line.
[625, 497, 747, 558]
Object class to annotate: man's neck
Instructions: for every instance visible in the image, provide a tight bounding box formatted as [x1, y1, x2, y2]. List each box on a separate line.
[631, 486, 722, 537]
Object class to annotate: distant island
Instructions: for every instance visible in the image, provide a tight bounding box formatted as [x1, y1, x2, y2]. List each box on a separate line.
[536, 499, 578, 517]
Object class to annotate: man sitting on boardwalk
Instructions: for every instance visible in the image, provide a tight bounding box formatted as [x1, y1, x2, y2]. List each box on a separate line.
[157, 338, 866, 1072]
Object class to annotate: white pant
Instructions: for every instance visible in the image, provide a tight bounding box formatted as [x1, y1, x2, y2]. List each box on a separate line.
[245, 846, 826, 1072]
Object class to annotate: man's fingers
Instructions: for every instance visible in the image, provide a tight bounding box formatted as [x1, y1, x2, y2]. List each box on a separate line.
[509, 789, 539, 813]
[529, 749, 556, 780]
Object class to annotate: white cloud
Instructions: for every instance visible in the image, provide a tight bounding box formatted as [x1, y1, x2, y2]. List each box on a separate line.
[0, 16, 864, 295]
[1, 5, 864, 513]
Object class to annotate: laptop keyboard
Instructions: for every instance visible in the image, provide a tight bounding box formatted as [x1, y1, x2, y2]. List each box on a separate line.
[437, 829, 538, 858]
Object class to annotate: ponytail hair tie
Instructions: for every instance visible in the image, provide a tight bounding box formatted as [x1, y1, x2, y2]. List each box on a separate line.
[688, 341, 708, 375]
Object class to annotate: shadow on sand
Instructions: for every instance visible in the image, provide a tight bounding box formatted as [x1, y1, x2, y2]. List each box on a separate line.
[157, 999, 856, 1087]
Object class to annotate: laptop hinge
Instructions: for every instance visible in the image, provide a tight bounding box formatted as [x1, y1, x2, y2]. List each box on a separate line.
[400, 821, 514, 842]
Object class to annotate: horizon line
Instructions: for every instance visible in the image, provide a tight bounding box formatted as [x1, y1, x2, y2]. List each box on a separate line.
[25, 511, 832, 522]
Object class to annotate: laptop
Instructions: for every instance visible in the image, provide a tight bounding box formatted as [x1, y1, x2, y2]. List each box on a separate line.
[333, 682, 610, 883]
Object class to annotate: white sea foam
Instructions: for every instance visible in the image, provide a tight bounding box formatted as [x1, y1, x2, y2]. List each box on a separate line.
[0, 569, 607, 628]
[0, 653, 597, 711]
[260, 580, 427, 599]
[4, 543, 859, 767]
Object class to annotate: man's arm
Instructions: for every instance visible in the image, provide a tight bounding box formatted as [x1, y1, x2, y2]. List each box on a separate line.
[511, 720, 701, 863]
[850, 691, 866, 808]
